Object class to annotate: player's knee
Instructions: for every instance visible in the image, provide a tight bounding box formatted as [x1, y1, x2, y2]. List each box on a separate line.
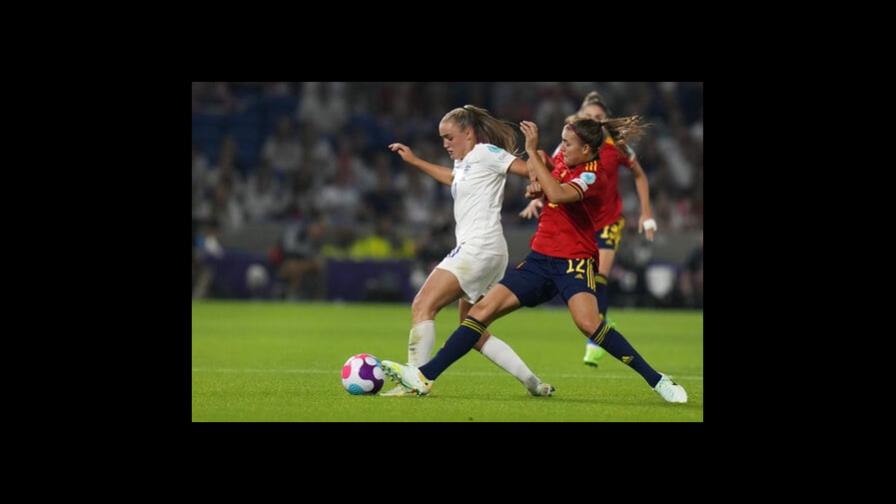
[467, 303, 495, 326]
[473, 331, 491, 351]
[411, 295, 438, 322]
[574, 317, 600, 337]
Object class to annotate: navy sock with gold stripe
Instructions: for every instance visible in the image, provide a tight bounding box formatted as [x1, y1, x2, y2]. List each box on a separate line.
[418, 316, 487, 381]
[590, 319, 662, 387]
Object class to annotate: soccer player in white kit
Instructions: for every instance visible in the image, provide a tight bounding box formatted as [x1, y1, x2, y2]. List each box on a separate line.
[384, 104, 554, 397]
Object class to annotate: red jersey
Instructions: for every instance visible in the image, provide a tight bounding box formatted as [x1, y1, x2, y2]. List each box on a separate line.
[592, 138, 632, 228]
[530, 151, 609, 259]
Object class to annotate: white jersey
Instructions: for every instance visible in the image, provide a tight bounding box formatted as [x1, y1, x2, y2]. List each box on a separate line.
[450, 143, 516, 254]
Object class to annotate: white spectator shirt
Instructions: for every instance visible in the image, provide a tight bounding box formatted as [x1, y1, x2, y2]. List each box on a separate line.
[450, 143, 516, 253]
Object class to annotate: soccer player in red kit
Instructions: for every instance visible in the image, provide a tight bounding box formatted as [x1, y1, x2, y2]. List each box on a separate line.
[381, 118, 687, 403]
[522, 92, 658, 367]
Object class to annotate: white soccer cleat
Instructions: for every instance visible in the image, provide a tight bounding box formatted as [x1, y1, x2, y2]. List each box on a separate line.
[381, 360, 433, 396]
[654, 374, 688, 403]
[379, 384, 416, 397]
[528, 383, 556, 397]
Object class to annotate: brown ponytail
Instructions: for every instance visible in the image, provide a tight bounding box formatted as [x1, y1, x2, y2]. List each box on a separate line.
[442, 105, 522, 156]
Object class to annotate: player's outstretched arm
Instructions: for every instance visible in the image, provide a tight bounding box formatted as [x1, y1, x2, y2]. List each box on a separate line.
[508, 158, 530, 179]
[388, 143, 454, 186]
[624, 148, 656, 241]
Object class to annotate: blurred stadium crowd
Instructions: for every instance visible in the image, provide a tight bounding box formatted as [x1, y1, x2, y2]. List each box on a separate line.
[192, 82, 702, 309]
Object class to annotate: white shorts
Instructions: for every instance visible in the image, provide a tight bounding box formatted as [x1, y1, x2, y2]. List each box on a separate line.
[436, 243, 509, 304]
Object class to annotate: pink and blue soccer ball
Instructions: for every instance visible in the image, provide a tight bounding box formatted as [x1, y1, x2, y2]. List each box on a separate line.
[341, 353, 385, 395]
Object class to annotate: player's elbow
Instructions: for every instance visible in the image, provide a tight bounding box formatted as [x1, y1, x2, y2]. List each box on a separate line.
[510, 167, 529, 179]
[552, 194, 580, 204]
[546, 188, 580, 204]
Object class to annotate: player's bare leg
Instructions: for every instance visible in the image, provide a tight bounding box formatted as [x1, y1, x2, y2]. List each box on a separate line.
[381, 268, 462, 397]
[408, 267, 464, 365]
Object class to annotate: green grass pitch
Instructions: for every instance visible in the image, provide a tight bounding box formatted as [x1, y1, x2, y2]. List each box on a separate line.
[192, 301, 703, 422]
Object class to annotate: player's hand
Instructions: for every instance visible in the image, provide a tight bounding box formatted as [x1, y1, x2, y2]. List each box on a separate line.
[525, 181, 544, 200]
[388, 143, 418, 164]
[639, 215, 657, 241]
[519, 198, 544, 219]
[520, 121, 540, 153]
